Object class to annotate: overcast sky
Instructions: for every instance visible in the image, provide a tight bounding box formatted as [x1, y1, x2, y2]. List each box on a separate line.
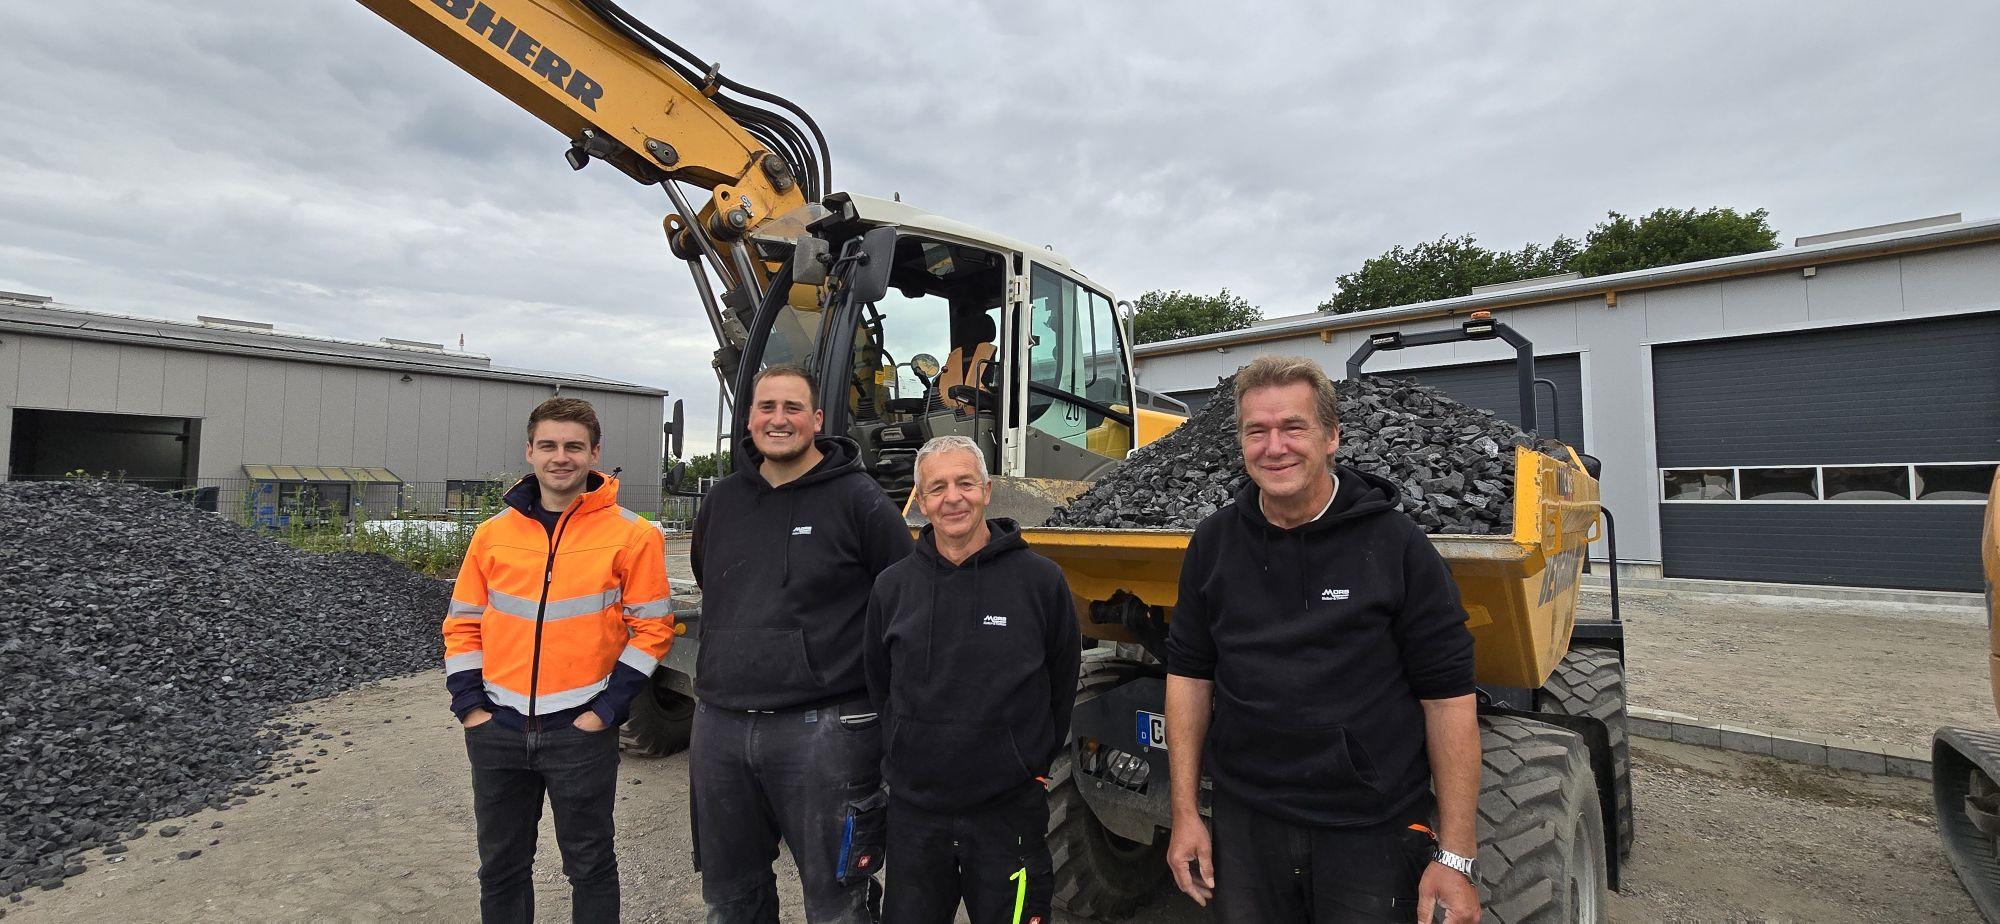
[4, 2, 1996, 447]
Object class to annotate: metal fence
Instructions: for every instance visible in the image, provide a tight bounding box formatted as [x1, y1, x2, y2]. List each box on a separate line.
[11, 476, 702, 533]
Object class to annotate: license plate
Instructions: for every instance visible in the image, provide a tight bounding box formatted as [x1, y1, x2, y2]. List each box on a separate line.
[1136, 710, 1167, 750]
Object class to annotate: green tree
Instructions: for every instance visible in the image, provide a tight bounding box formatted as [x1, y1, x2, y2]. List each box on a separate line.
[677, 451, 731, 480]
[1570, 207, 1779, 277]
[1318, 234, 1579, 315]
[1129, 288, 1262, 344]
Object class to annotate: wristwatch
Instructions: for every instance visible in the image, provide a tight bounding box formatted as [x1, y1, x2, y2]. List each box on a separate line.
[1433, 847, 1478, 883]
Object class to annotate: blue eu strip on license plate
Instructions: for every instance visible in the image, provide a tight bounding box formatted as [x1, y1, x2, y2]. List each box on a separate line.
[1135, 711, 1167, 750]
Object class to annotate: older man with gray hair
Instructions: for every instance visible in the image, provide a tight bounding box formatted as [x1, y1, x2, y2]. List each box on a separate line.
[862, 435, 1082, 924]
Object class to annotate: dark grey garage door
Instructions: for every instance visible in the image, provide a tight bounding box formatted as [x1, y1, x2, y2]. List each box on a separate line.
[1379, 354, 1585, 450]
[1653, 312, 2000, 592]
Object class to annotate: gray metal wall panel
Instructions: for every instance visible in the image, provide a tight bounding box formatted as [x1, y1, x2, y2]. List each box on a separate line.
[37, 342, 90, 411]
[447, 379, 481, 478]
[1806, 258, 1903, 322]
[200, 357, 250, 477]
[161, 353, 207, 417]
[1372, 355, 1586, 450]
[240, 360, 286, 464]
[351, 372, 391, 468]
[1720, 272, 1808, 329]
[279, 364, 322, 463]
[67, 341, 119, 410]
[477, 383, 515, 477]
[384, 376, 421, 477]
[416, 377, 451, 481]
[1900, 241, 2000, 314]
[1643, 282, 1725, 341]
[318, 368, 358, 464]
[114, 346, 166, 415]
[1660, 504, 1985, 592]
[1653, 312, 2000, 466]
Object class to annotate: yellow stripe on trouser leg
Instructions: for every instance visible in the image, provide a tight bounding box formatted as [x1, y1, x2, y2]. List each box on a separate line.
[1009, 866, 1027, 924]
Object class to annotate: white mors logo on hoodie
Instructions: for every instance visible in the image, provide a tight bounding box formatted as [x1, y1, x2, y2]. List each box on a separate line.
[1320, 588, 1350, 601]
[792, 526, 812, 536]
[982, 614, 1007, 627]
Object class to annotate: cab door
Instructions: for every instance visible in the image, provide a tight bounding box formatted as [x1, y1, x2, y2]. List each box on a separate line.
[1006, 263, 1137, 481]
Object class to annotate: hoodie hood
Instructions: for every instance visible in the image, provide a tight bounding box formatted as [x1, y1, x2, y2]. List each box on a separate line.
[912, 517, 1027, 570]
[1233, 464, 1400, 533]
[740, 435, 864, 491]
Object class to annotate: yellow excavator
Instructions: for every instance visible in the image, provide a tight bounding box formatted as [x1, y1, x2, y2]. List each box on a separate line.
[1934, 471, 2000, 920]
[355, 3, 1630, 920]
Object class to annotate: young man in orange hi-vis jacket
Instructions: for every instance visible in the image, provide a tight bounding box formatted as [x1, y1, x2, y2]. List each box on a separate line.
[443, 396, 674, 924]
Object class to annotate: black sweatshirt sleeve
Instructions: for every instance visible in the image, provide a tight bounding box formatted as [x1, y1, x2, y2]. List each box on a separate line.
[690, 490, 710, 589]
[1045, 568, 1083, 758]
[1394, 525, 1477, 699]
[854, 481, 916, 577]
[863, 584, 891, 712]
[1164, 533, 1217, 680]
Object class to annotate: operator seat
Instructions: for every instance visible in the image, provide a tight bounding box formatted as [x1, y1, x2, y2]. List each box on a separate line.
[938, 313, 997, 413]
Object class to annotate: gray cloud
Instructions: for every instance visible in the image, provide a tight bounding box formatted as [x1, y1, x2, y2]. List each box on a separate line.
[2, 0, 1996, 450]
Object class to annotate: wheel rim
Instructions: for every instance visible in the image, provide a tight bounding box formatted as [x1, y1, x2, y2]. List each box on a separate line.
[1572, 810, 1602, 923]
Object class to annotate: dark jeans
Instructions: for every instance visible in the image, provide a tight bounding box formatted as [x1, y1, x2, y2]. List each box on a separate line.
[464, 719, 622, 924]
[883, 784, 1053, 924]
[1210, 794, 1436, 924]
[692, 698, 884, 924]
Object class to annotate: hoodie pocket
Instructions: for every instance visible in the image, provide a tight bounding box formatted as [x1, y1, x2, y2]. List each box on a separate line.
[1210, 707, 1382, 796]
[888, 717, 1034, 806]
[698, 627, 821, 699]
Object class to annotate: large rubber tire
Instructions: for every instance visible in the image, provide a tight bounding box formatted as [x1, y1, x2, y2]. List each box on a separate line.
[1048, 657, 1169, 919]
[1478, 715, 1610, 924]
[620, 674, 695, 758]
[1535, 645, 1633, 858]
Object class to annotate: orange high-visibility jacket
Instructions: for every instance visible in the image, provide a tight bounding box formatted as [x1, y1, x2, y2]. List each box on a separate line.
[443, 471, 673, 722]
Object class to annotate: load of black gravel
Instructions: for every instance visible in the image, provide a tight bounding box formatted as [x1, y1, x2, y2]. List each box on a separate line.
[0, 481, 448, 898]
[1047, 376, 1526, 533]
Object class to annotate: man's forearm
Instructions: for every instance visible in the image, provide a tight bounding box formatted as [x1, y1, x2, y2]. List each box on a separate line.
[1165, 675, 1213, 820]
[1421, 693, 1481, 855]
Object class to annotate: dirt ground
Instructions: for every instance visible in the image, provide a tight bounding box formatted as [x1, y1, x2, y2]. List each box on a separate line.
[5, 675, 1975, 923]
[6, 545, 1989, 922]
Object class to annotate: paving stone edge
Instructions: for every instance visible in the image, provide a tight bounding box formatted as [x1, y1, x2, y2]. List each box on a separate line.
[1629, 706, 1932, 781]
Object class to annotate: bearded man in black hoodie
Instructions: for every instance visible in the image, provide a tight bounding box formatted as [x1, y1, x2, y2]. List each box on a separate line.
[1163, 355, 1483, 924]
[864, 435, 1081, 924]
[689, 364, 915, 924]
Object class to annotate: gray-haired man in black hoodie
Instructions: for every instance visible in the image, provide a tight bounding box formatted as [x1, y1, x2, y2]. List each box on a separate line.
[1164, 356, 1482, 924]
[864, 435, 1082, 924]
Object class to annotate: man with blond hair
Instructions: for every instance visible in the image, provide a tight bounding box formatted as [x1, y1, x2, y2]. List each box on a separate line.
[1163, 356, 1482, 923]
[864, 435, 1080, 924]
[443, 395, 675, 923]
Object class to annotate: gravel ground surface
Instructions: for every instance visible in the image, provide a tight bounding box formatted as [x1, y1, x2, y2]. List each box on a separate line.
[5, 540, 1985, 922]
[2, 676, 1974, 923]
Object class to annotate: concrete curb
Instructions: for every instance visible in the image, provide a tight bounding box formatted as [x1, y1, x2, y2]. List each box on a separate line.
[1583, 574, 1981, 610]
[1630, 706, 1932, 781]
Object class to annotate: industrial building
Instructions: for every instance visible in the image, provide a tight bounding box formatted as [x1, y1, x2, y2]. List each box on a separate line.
[0, 291, 668, 524]
[1133, 214, 2000, 592]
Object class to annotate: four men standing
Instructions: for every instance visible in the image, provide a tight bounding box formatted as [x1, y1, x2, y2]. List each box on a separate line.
[446, 355, 1490, 922]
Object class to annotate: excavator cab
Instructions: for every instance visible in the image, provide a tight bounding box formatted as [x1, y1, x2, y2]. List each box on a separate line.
[729, 194, 1161, 508]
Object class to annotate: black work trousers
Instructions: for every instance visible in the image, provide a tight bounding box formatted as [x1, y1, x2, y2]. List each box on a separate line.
[883, 784, 1053, 924]
[1210, 793, 1437, 923]
[691, 698, 885, 924]
[464, 719, 622, 924]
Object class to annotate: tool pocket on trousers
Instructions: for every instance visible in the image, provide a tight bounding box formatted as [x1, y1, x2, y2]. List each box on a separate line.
[834, 788, 888, 886]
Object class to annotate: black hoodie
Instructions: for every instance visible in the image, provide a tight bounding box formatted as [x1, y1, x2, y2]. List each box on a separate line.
[863, 518, 1082, 813]
[691, 436, 915, 711]
[1164, 465, 1475, 829]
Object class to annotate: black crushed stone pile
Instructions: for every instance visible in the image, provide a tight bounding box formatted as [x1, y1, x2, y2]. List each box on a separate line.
[0, 481, 447, 898]
[1048, 375, 1526, 533]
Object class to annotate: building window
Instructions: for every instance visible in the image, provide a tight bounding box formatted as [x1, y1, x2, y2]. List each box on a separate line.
[1916, 463, 1998, 500]
[1662, 469, 1735, 500]
[1662, 462, 1993, 504]
[1822, 466, 1910, 500]
[1738, 467, 1818, 500]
